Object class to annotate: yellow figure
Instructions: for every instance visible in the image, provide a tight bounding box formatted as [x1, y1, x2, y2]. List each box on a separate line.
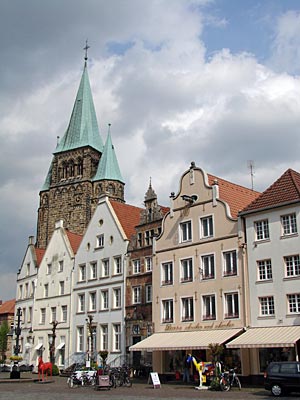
[188, 356, 204, 388]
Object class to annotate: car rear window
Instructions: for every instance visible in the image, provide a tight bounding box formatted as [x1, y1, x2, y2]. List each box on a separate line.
[280, 363, 297, 374]
[269, 364, 280, 373]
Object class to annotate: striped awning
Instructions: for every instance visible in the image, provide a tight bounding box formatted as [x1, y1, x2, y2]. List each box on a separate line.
[129, 328, 242, 351]
[226, 326, 300, 348]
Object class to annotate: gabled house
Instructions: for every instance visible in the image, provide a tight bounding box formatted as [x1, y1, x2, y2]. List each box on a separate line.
[72, 196, 142, 366]
[130, 162, 259, 377]
[32, 220, 82, 370]
[0, 299, 15, 361]
[228, 169, 300, 379]
[15, 236, 45, 364]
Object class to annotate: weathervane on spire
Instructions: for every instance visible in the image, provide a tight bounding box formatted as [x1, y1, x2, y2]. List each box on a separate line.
[83, 39, 90, 62]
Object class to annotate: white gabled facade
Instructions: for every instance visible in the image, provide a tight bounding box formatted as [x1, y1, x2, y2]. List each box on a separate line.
[31, 220, 81, 370]
[15, 236, 43, 366]
[71, 196, 141, 367]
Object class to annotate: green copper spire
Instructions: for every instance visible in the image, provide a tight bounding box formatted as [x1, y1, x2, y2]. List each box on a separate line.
[93, 124, 124, 183]
[54, 50, 103, 154]
[41, 159, 53, 191]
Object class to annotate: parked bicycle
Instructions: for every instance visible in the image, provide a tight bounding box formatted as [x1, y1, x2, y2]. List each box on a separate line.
[219, 368, 241, 391]
[109, 365, 132, 387]
[67, 369, 96, 387]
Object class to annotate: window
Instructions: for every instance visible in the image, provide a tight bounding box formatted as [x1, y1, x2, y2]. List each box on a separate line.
[61, 305, 67, 322]
[132, 259, 141, 274]
[40, 308, 46, 324]
[161, 262, 173, 285]
[25, 283, 29, 298]
[78, 294, 85, 313]
[224, 292, 239, 318]
[90, 262, 97, 279]
[145, 229, 155, 246]
[101, 290, 109, 310]
[137, 232, 143, 247]
[202, 294, 216, 320]
[18, 285, 23, 299]
[287, 294, 300, 314]
[162, 299, 174, 323]
[132, 286, 141, 304]
[77, 327, 84, 352]
[255, 219, 270, 241]
[51, 307, 56, 322]
[223, 250, 237, 276]
[79, 264, 86, 281]
[28, 306, 32, 323]
[257, 259, 272, 281]
[181, 297, 194, 322]
[59, 281, 65, 295]
[146, 285, 152, 303]
[259, 296, 275, 316]
[180, 258, 193, 282]
[26, 263, 30, 276]
[113, 288, 121, 308]
[58, 260, 64, 272]
[100, 325, 108, 350]
[180, 221, 192, 242]
[31, 281, 35, 297]
[200, 215, 214, 238]
[102, 259, 110, 277]
[281, 213, 297, 236]
[97, 234, 104, 248]
[47, 263, 52, 274]
[285, 255, 300, 277]
[44, 284, 49, 298]
[114, 256, 122, 275]
[145, 257, 152, 271]
[201, 254, 215, 280]
[89, 292, 96, 311]
[113, 324, 121, 351]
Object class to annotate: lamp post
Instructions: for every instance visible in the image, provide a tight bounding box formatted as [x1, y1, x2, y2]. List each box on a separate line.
[14, 307, 22, 356]
[49, 320, 59, 365]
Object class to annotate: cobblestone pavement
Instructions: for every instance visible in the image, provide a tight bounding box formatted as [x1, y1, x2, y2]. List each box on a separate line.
[0, 373, 296, 400]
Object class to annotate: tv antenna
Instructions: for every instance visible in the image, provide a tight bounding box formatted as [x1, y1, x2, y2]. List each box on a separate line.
[247, 160, 255, 191]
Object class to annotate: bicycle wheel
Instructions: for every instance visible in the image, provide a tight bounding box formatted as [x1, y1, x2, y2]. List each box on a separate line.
[220, 376, 230, 391]
[124, 377, 132, 387]
[233, 376, 241, 390]
[67, 377, 74, 388]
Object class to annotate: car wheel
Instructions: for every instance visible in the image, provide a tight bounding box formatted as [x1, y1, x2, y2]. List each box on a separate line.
[271, 384, 282, 397]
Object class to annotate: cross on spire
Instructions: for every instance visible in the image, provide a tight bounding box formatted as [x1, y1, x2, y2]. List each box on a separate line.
[83, 39, 90, 63]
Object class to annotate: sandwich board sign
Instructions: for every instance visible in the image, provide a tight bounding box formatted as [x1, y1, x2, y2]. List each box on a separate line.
[149, 372, 161, 388]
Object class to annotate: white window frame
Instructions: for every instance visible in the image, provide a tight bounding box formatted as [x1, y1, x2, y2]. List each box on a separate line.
[259, 296, 275, 316]
[113, 288, 121, 308]
[89, 292, 96, 311]
[79, 264, 86, 281]
[161, 261, 173, 285]
[287, 293, 300, 314]
[201, 254, 215, 280]
[113, 324, 121, 351]
[58, 260, 64, 272]
[257, 259, 272, 281]
[90, 262, 97, 280]
[145, 257, 152, 272]
[114, 256, 122, 275]
[102, 259, 110, 277]
[224, 292, 239, 319]
[254, 219, 270, 241]
[96, 234, 104, 248]
[44, 284, 49, 298]
[132, 286, 141, 304]
[40, 308, 46, 325]
[181, 297, 194, 322]
[223, 250, 237, 276]
[77, 327, 84, 352]
[284, 254, 300, 277]
[61, 305, 67, 322]
[78, 294, 85, 313]
[51, 307, 56, 323]
[281, 213, 297, 236]
[200, 215, 214, 238]
[146, 284, 152, 303]
[180, 258, 193, 283]
[180, 220, 192, 242]
[100, 325, 108, 351]
[101, 290, 109, 310]
[132, 259, 141, 274]
[59, 281, 65, 295]
[202, 294, 216, 321]
[162, 299, 174, 323]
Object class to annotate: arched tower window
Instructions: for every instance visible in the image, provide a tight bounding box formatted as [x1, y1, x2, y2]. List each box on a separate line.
[77, 158, 83, 176]
[108, 184, 115, 195]
[62, 162, 68, 179]
[69, 160, 75, 177]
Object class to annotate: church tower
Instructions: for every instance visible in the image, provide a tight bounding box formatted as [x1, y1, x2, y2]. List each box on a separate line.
[36, 46, 125, 248]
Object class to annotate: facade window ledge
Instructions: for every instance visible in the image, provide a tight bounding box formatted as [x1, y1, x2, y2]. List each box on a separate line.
[162, 319, 174, 324]
[255, 279, 273, 284]
[182, 318, 194, 322]
[253, 239, 270, 245]
[224, 314, 239, 319]
[180, 278, 193, 283]
[112, 307, 122, 310]
[257, 315, 275, 320]
[99, 276, 110, 280]
[161, 281, 173, 286]
[88, 310, 96, 314]
[223, 272, 237, 277]
[280, 233, 298, 240]
[88, 278, 97, 282]
[286, 313, 300, 318]
[94, 246, 104, 250]
[76, 311, 85, 315]
[110, 351, 121, 354]
[203, 316, 216, 321]
[201, 275, 215, 281]
[283, 276, 300, 281]
[99, 309, 109, 313]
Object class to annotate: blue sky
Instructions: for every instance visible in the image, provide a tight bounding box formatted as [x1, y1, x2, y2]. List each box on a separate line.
[1, 0, 300, 301]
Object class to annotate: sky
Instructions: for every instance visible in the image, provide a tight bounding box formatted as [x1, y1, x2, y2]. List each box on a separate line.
[1, 0, 300, 301]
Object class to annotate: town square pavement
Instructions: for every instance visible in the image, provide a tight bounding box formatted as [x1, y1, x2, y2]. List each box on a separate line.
[0, 372, 297, 400]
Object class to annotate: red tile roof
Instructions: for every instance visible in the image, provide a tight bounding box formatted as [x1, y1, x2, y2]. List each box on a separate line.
[110, 200, 143, 239]
[65, 230, 83, 254]
[241, 168, 300, 214]
[207, 174, 260, 218]
[35, 248, 46, 266]
[0, 299, 15, 315]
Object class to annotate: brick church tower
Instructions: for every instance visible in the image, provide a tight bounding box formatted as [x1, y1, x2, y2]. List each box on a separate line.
[36, 50, 125, 248]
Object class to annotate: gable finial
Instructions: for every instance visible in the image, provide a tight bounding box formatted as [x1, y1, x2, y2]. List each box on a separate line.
[83, 39, 90, 64]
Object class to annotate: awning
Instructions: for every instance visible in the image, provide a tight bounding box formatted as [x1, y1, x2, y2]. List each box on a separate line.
[34, 343, 44, 350]
[56, 342, 65, 350]
[226, 326, 300, 349]
[129, 328, 242, 351]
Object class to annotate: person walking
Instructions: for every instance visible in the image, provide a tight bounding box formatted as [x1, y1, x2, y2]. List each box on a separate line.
[183, 353, 191, 383]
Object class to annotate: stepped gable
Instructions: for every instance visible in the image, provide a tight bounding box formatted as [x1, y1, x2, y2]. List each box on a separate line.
[110, 200, 143, 240]
[208, 174, 260, 218]
[65, 230, 83, 254]
[241, 168, 300, 214]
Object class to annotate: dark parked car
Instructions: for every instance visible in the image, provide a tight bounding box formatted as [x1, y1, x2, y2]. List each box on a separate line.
[264, 361, 300, 396]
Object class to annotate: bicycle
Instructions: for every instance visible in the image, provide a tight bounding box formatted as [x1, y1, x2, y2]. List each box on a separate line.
[219, 368, 241, 391]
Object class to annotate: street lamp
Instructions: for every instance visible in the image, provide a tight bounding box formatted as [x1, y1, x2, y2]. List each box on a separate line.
[49, 320, 59, 365]
[86, 315, 94, 365]
[14, 307, 22, 356]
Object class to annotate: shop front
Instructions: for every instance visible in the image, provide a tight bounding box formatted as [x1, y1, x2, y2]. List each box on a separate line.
[130, 328, 242, 380]
[226, 326, 300, 383]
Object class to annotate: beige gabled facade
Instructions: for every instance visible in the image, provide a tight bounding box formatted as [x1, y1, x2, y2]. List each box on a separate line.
[131, 162, 259, 377]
